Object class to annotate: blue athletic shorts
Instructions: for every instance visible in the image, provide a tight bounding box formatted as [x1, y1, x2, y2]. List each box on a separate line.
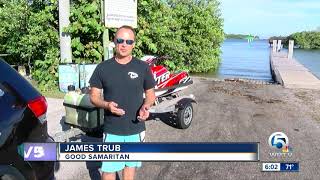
[101, 131, 145, 173]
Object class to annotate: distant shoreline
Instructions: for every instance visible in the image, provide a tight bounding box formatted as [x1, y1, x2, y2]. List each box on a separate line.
[224, 38, 267, 41]
[225, 34, 259, 40]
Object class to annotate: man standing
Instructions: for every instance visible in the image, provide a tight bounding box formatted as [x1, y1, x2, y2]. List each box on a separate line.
[89, 25, 156, 180]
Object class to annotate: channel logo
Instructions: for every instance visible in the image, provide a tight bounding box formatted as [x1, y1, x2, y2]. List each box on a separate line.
[24, 143, 57, 161]
[268, 132, 292, 158]
[268, 132, 288, 149]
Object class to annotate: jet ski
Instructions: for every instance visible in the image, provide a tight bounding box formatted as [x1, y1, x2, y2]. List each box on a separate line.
[141, 55, 193, 97]
[142, 55, 196, 129]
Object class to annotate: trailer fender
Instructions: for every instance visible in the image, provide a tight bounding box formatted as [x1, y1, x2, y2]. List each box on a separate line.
[176, 98, 196, 109]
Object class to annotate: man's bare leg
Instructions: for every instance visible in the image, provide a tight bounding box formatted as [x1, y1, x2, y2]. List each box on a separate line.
[102, 172, 116, 180]
[123, 166, 136, 180]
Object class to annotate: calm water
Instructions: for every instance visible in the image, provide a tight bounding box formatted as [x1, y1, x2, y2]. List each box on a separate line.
[194, 39, 320, 81]
[294, 49, 320, 79]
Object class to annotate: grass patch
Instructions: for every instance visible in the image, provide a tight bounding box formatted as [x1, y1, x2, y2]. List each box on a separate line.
[29, 79, 65, 99]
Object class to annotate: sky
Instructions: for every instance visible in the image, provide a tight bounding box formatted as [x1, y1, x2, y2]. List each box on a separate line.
[219, 0, 320, 39]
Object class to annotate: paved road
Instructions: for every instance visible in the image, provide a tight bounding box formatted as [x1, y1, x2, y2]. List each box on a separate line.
[47, 78, 320, 180]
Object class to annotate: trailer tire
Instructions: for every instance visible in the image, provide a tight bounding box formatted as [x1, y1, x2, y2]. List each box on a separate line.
[177, 102, 193, 129]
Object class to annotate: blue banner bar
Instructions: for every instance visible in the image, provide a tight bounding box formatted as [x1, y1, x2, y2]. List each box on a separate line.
[59, 143, 258, 153]
[280, 163, 299, 172]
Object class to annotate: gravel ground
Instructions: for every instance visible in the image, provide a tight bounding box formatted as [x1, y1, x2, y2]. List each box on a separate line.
[47, 77, 320, 180]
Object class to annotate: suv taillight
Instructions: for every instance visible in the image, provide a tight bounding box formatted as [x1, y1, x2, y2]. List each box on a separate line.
[27, 96, 47, 123]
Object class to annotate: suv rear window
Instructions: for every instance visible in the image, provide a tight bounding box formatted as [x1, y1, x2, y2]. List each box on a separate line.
[0, 59, 40, 102]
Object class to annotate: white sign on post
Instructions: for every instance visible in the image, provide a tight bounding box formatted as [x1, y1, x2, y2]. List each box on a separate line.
[104, 0, 137, 28]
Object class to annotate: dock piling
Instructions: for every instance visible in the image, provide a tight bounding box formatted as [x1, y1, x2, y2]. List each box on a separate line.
[288, 40, 294, 59]
[272, 40, 277, 53]
[277, 40, 282, 52]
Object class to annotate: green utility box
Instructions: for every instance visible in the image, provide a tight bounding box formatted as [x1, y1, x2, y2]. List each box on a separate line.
[63, 91, 104, 130]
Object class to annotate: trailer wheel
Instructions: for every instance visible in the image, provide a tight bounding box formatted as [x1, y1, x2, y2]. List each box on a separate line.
[177, 102, 193, 129]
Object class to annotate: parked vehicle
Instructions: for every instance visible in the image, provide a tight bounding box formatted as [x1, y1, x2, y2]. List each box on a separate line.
[0, 59, 55, 180]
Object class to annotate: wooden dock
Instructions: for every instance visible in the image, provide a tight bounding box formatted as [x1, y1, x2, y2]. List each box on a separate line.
[270, 51, 320, 89]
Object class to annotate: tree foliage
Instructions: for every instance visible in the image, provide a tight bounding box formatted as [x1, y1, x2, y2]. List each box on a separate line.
[135, 0, 224, 72]
[0, 0, 59, 91]
[268, 36, 288, 46]
[0, 0, 224, 92]
[0, 0, 30, 65]
[69, 0, 225, 72]
[67, 0, 104, 63]
[288, 31, 320, 49]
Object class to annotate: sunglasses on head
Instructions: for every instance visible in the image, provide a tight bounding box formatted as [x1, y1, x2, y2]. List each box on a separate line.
[115, 38, 135, 45]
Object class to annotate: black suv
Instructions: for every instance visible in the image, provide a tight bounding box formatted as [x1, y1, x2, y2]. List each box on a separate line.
[0, 59, 54, 180]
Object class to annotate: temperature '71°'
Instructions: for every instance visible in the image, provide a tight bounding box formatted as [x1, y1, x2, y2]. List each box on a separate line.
[286, 163, 294, 170]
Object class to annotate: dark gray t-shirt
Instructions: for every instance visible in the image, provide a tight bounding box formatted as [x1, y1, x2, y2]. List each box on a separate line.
[89, 57, 156, 135]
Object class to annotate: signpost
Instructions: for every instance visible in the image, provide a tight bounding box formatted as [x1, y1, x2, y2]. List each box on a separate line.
[102, 0, 137, 60]
[104, 0, 138, 28]
[59, 0, 72, 63]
